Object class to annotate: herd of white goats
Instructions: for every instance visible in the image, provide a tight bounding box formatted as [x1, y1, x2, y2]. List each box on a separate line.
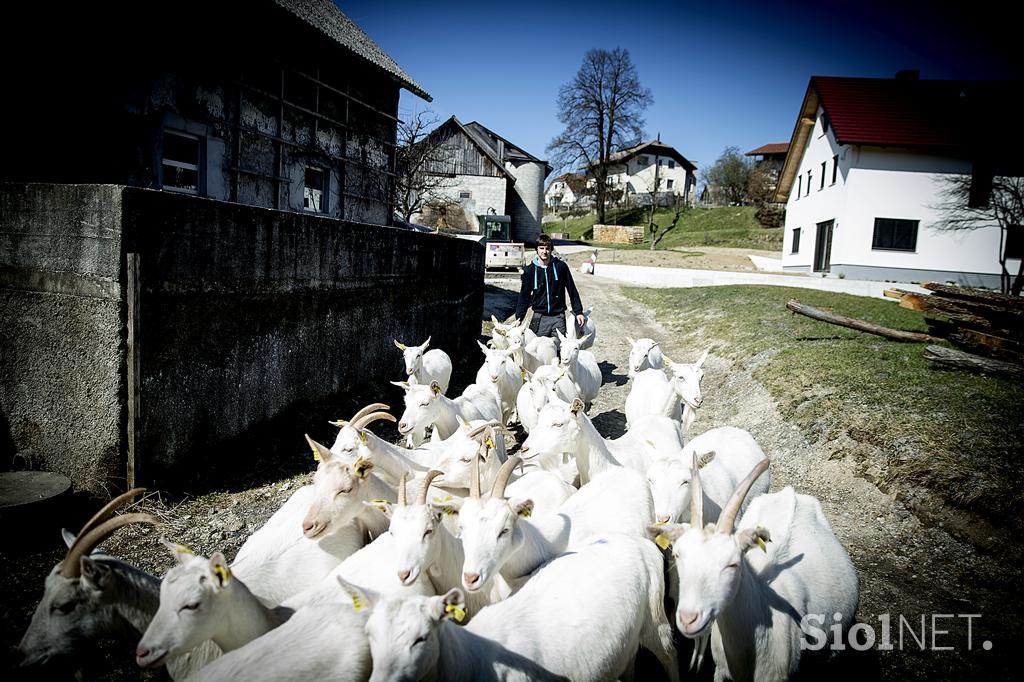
[19, 312, 860, 681]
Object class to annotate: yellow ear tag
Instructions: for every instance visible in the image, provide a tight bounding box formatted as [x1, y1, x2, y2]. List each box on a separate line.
[175, 543, 195, 555]
[520, 370, 527, 381]
[484, 437, 495, 450]
[213, 564, 232, 585]
[369, 499, 390, 513]
[654, 534, 671, 551]
[431, 383, 442, 395]
[645, 439, 655, 448]
[351, 592, 366, 612]
[359, 431, 369, 445]
[353, 456, 371, 477]
[518, 506, 531, 518]
[445, 604, 466, 622]
[755, 536, 768, 553]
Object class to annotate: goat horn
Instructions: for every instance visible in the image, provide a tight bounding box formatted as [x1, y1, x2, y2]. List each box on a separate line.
[349, 403, 390, 425]
[470, 444, 482, 500]
[397, 472, 409, 506]
[717, 458, 770, 536]
[60, 513, 160, 578]
[417, 470, 444, 505]
[69, 488, 146, 554]
[490, 456, 521, 500]
[689, 452, 704, 529]
[352, 411, 396, 430]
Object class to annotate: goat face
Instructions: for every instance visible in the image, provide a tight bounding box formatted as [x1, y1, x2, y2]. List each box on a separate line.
[668, 362, 704, 409]
[365, 590, 463, 682]
[457, 497, 529, 593]
[136, 550, 230, 668]
[629, 338, 663, 374]
[389, 505, 444, 587]
[478, 343, 513, 383]
[433, 435, 491, 491]
[303, 456, 374, 538]
[18, 559, 127, 668]
[556, 330, 582, 366]
[647, 458, 694, 525]
[519, 401, 579, 460]
[330, 424, 370, 460]
[397, 384, 440, 437]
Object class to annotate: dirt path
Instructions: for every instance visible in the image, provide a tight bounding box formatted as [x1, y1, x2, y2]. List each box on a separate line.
[491, 273, 1018, 681]
[559, 245, 787, 273]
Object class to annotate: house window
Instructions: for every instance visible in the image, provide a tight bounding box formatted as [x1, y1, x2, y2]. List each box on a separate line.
[161, 129, 202, 195]
[1005, 227, 1023, 259]
[820, 162, 826, 190]
[666, 179, 674, 189]
[792, 227, 801, 254]
[832, 155, 839, 184]
[806, 171, 812, 196]
[658, 158, 663, 166]
[303, 167, 326, 213]
[821, 113, 830, 135]
[668, 160, 675, 169]
[640, 156, 649, 165]
[872, 218, 918, 251]
[459, 191, 472, 200]
[797, 175, 802, 198]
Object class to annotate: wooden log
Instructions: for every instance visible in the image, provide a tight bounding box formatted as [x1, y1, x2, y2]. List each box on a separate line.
[946, 329, 1024, 365]
[922, 282, 1024, 310]
[889, 289, 1024, 338]
[786, 299, 942, 343]
[924, 345, 1024, 379]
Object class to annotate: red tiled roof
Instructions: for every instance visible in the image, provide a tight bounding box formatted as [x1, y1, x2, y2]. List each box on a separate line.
[810, 76, 977, 151]
[746, 143, 789, 156]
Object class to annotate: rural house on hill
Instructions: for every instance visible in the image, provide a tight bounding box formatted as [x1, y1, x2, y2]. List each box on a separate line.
[0, 0, 485, 494]
[589, 139, 698, 206]
[777, 72, 1021, 287]
[545, 172, 589, 209]
[413, 116, 551, 243]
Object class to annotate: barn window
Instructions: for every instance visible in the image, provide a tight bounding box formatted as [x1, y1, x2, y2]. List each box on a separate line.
[1005, 227, 1023, 260]
[304, 167, 326, 213]
[872, 218, 918, 251]
[161, 129, 202, 195]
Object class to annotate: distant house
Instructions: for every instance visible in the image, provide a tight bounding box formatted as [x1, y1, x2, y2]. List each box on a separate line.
[746, 143, 790, 171]
[777, 73, 1020, 287]
[412, 117, 551, 243]
[545, 173, 588, 208]
[588, 140, 697, 206]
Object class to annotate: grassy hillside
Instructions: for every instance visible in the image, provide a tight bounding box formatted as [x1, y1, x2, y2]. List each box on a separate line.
[544, 205, 783, 251]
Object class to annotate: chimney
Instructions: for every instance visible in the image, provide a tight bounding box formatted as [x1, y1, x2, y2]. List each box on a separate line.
[895, 69, 920, 81]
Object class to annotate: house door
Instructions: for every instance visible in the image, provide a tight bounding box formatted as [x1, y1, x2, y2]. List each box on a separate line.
[814, 220, 834, 272]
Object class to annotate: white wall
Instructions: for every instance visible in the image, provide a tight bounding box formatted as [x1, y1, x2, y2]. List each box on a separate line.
[412, 174, 507, 232]
[782, 106, 1012, 284]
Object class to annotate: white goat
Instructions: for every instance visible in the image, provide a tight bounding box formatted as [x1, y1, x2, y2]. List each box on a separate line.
[555, 329, 601, 408]
[520, 397, 684, 484]
[453, 456, 653, 595]
[625, 349, 708, 432]
[626, 336, 665, 377]
[394, 380, 501, 446]
[568, 306, 596, 349]
[648, 426, 771, 525]
[359, 532, 678, 682]
[394, 336, 452, 395]
[503, 320, 559, 373]
[17, 491, 164, 672]
[651, 458, 859, 681]
[515, 364, 579, 434]
[474, 341, 524, 424]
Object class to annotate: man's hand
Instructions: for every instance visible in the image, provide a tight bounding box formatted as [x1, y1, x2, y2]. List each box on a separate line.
[575, 314, 585, 328]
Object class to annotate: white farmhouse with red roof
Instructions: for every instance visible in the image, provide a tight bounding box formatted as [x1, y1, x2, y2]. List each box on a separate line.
[776, 72, 1019, 288]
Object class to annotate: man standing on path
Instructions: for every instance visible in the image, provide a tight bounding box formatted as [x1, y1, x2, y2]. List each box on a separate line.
[516, 234, 585, 340]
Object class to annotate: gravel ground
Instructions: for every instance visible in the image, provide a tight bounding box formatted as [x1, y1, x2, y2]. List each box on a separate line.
[3, 256, 1017, 680]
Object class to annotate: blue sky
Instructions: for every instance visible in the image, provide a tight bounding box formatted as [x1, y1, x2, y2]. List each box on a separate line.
[340, 0, 1019, 178]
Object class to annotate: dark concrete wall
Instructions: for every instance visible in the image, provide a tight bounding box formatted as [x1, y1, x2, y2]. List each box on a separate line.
[1, 184, 484, 492]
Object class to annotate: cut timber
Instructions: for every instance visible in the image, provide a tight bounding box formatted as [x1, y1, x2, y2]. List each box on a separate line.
[787, 299, 941, 343]
[924, 345, 1024, 379]
[886, 288, 1024, 337]
[921, 282, 1024, 310]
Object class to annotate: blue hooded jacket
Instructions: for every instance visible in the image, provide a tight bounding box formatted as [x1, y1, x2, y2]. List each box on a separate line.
[515, 255, 583, 321]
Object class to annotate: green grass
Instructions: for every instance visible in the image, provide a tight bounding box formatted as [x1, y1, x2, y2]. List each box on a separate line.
[544, 205, 782, 250]
[624, 285, 1024, 534]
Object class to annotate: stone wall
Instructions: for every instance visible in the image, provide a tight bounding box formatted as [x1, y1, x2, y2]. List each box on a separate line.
[1, 184, 484, 492]
[593, 224, 645, 244]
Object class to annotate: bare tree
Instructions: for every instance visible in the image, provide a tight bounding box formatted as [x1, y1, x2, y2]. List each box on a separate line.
[548, 48, 652, 224]
[393, 109, 453, 224]
[701, 146, 752, 206]
[933, 174, 1024, 294]
[650, 194, 686, 250]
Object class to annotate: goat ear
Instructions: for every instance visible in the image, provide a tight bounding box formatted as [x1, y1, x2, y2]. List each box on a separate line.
[337, 576, 377, 613]
[61, 528, 76, 549]
[390, 380, 410, 391]
[569, 398, 585, 415]
[555, 328, 566, 341]
[430, 380, 442, 395]
[439, 588, 466, 622]
[512, 499, 534, 518]
[364, 499, 395, 518]
[696, 450, 716, 469]
[696, 349, 709, 367]
[579, 332, 593, 346]
[430, 495, 463, 516]
[646, 523, 687, 550]
[393, 339, 407, 351]
[304, 434, 333, 463]
[80, 556, 112, 590]
[626, 336, 636, 346]
[161, 537, 197, 564]
[736, 526, 771, 553]
[420, 336, 431, 350]
[477, 340, 490, 353]
[209, 552, 232, 589]
[352, 456, 373, 479]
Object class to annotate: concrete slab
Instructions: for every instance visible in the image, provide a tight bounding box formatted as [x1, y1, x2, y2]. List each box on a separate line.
[592, 263, 929, 299]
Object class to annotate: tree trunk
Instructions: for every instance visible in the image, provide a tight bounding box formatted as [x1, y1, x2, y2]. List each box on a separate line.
[786, 300, 941, 343]
[923, 345, 1024, 379]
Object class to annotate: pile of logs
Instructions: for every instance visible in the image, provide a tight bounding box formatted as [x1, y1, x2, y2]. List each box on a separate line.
[787, 283, 1024, 379]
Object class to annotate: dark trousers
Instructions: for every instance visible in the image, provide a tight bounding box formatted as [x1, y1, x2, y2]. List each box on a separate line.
[530, 311, 567, 340]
